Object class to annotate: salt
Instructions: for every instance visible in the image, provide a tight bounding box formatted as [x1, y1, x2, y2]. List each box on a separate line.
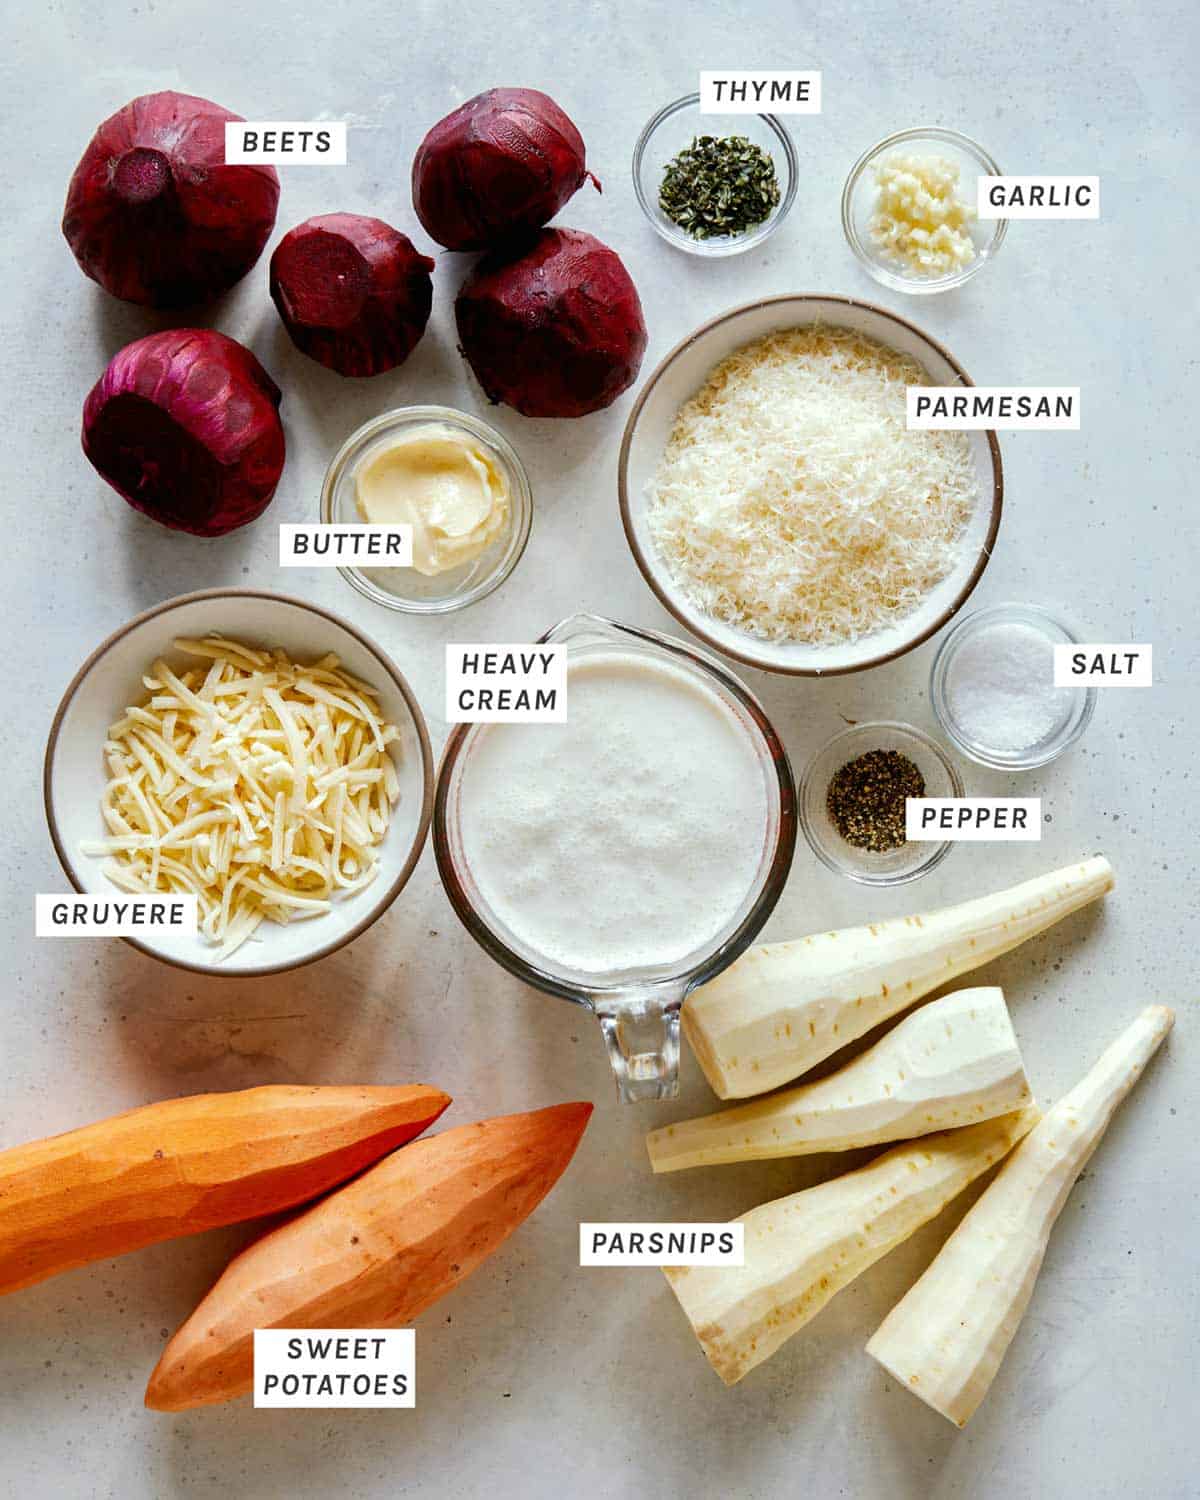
[945, 621, 1069, 753]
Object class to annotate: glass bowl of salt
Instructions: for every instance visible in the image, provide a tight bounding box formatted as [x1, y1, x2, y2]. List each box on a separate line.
[930, 603, 1097, 770]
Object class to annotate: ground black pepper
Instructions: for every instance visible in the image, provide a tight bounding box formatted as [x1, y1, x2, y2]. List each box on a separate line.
[826, 749, 925, 852]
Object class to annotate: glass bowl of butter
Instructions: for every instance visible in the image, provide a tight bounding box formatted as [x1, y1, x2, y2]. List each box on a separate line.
[321, 405, 532, 613]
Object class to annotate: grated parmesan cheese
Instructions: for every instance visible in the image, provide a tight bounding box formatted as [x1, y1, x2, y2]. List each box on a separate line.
[82, 636, 402, 960]
[645, 327, 977, 646]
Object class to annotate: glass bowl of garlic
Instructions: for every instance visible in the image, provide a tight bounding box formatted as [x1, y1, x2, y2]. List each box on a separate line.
[842, 127, 1008, 294]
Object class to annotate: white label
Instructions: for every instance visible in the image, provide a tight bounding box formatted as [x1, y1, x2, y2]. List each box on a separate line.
[579, 1223, 745, 1267]
[907, 387, 1080, 430]
[699, 71, 821, 114]
[1054, 643, 1152, 687]
[279, 524, 413, 568]
[253, 1329, 414, 1408]
[36, 894, 198, 937]
[224, 121, 348, 165]
[906, 798, 1042, 842]
[977, 175, 1100, 219]
[445, 644, 567, 723]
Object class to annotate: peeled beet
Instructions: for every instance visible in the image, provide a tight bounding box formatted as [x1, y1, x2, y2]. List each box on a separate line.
[412, 88, 599, 251]
[455, 228, 647, 418]
[269, 214, 435, 377]
[63, 91, 279, 308]
[82, 329, 286, 536]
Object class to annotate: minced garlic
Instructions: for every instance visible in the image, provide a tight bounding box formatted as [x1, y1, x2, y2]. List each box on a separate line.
[868, 153, 977, 277]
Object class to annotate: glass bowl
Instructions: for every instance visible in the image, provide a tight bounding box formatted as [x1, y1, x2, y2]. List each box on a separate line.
[632, 93, 797, 257]
[931, 603, 1097, 770]
[320, 405, 532, 614]
[800, 721, 963, 886]
[842, 127, 1007, 295]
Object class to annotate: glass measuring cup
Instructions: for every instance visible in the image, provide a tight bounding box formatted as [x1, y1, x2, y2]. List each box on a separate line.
[433, 615, 796, 1101]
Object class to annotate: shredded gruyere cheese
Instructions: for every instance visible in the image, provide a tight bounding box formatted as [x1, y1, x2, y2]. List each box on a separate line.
[645, 327, 977, 645]
[82, 637, 402, 960]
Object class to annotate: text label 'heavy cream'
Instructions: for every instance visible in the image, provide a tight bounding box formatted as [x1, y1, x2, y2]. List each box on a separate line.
[580, 1223, 745, 1266]
[906, 798, 1041, 842]
[446, 645, 567, 723]
[1054, 644, 1152, 687]
[36, 894, 198, 937]
[699, 71, 821, 113]
[225, 122, 348, 165]
[253, 1330, 414, 1408]
[907, 388, 1080, 430]
[279, 524, 413, 567]
[978, 176, 1100, 219]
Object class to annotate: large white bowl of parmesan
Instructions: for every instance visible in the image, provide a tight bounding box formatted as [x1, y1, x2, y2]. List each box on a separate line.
[619, 295, 1002, 676]
[44, 588, 434, 976]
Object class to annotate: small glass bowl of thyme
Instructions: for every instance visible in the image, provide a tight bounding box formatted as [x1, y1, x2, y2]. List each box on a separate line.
[799, 722, 963, 886]
[633, 93, 797, 256]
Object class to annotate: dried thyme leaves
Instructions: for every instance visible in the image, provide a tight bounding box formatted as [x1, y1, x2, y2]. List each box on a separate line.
[826, 749, 926, 853]
[659, 135, 781, 239]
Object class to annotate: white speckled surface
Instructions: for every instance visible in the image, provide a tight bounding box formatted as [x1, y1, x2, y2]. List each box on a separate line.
[2, 3, 1197, 1497]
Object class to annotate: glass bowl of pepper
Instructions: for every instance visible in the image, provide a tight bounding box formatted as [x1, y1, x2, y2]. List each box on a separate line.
[632, 93, 798, 256]
[799, 721, 964, 886]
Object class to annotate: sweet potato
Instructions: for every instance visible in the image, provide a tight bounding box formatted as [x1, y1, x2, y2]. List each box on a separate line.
[0, 1084, 450, 1296]
[145, 1102, 593, 1410]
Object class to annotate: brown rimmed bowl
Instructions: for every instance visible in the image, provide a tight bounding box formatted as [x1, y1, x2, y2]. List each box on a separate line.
[618, 294, 1003, 677]
[43, 588, 434, 977]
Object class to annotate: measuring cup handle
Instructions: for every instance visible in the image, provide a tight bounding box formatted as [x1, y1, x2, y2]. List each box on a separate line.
[592, 989, 684, 1102]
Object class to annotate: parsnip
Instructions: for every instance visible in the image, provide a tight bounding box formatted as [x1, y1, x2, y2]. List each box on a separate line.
[866, 1005, 1173, 1427]
[683, 856, 1113, 1099]
[648, 987, 1031, 1173]
[663, 1107, 1038, 1385]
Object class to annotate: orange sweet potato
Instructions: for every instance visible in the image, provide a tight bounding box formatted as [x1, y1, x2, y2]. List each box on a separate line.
[0, 1084, 450, 1296]
[145, 1101, 592, 1409]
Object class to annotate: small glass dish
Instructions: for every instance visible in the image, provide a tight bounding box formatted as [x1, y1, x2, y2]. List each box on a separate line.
[931, 603, 1097, 770]
[320, 405, 532, 614]
[632, 92, 797, 257]
[841, 127, 1007, 295]
[800, 721, 963, 886]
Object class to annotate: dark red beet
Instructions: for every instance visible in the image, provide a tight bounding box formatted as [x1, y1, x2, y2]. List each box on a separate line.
[455, 228, 647, 418]
[82, 329, 285, 536]
[412, 88, 599, 251]
[62, 91, 279, 308]
[269, 214, 435, 377]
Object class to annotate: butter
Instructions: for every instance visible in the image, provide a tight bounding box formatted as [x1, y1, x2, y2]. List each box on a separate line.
[354, 424, 510, 576]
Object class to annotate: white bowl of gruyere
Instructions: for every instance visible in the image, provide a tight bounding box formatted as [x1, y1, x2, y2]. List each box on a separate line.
[44, 588, 434, 976]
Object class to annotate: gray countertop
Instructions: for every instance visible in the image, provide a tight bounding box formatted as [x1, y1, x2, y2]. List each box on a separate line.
[2, 2, 1196, 1496]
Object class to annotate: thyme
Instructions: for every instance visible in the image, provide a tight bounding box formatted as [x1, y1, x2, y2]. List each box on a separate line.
[659, 135, 781, 239]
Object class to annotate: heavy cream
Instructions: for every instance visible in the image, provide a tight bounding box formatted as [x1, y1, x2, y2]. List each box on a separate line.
[457, 651, 770, 977]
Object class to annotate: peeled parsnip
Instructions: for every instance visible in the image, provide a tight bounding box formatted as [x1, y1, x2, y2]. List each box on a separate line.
[866, 1005, 1173, 1427]
[648, 987, 1031, 1173]
[663, 1107, 1039, 1386]
[683, 856, 1113, 1099]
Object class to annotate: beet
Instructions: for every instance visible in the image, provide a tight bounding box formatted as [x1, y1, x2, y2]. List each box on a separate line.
[412, 88, 599, 251]
[62, 91, 279, 308]
[269, 214, 435, 377]
[82, 329, 286, 536]
[455, 228, 647, 418]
